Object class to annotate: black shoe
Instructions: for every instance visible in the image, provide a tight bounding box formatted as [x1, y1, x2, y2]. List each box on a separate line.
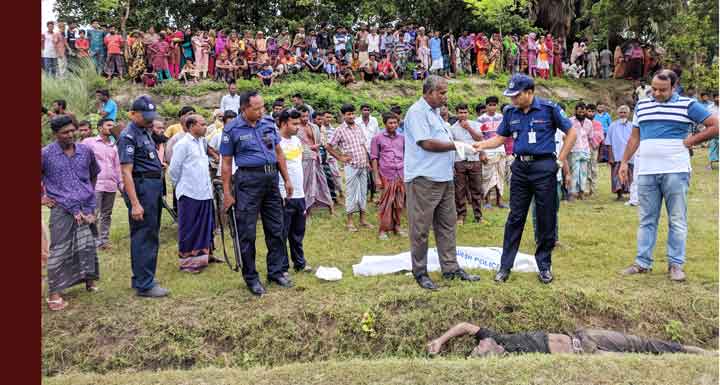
[270, 275, 294, 288]
[538, 270, 553, 284]
[247, 281, 266, 296]
[442, 269, 480, 281]
[494, 269, 511, 283]
[415, 274, 439, 290]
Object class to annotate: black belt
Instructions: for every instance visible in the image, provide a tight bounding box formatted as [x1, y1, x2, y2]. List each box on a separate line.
[515, 154, 556, 162]
[238, 163, 278, 174]
[132, 171, 162, 179]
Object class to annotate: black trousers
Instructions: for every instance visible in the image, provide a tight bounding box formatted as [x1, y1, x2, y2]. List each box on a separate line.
[500, 158, 558, 272]
[233, 170, 286, 283]
[123, 177, 162, 291]
[282, 198, 307, 271]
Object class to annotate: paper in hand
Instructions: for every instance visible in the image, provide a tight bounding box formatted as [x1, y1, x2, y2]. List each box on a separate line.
[454, 141, 478, 160]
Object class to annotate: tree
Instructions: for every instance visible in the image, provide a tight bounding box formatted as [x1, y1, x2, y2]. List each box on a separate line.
[464, 0, 538, 36]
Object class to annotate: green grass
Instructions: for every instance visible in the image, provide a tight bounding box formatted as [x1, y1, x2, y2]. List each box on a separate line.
[42, 150, 719, 380]
[43, 355, 719, 385]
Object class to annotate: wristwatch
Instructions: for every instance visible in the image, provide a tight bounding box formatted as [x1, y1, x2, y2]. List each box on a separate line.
[556, 159, 564, 169]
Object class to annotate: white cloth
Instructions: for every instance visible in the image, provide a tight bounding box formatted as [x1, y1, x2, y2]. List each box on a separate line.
[430, 57, 444, 71]
[355, 115, 379, 150]
[168, 135, 213, 201]
[352, 246, 539, 276]
[450, 120, 482, 162]
[278, 136, 305, 199]
[220, 94, 240, 114]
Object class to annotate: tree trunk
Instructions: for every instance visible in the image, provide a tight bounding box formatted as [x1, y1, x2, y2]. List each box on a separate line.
[122, 0, 131, 58]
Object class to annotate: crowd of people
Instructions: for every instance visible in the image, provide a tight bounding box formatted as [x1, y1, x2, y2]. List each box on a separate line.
[41, 66, 718, 310]
[42, 19, 670, 87]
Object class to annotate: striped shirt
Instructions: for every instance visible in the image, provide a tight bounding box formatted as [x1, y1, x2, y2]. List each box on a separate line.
[632, 93, 711, 175]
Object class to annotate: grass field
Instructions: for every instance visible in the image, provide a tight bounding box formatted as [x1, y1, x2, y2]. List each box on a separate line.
[42, 143, 719, 383]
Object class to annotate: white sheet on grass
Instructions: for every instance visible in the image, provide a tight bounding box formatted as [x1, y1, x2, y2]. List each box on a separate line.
[352, 246, 538, 276]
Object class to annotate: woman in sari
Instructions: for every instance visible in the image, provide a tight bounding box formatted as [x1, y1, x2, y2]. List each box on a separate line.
[168, 27, 183, 78]
[208, 29, 216, 78]
[475, 34, 489, 76]
[127, 31, 146, 83]
[553, 36, 564, 77]
[527, 32, 538, 77]
[192, 30, 209, 79]
[536, 40, 550, 79]
[519, 35, 529, 74]
[181, 28, 194, 68]
[613, 46, 625, 79]
[544, 34, 554, 78]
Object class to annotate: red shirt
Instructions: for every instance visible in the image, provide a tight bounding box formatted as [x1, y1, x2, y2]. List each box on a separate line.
[75, 38, 90, 57]
[104, 34, 124, 55]
[378, 61, 393, 74]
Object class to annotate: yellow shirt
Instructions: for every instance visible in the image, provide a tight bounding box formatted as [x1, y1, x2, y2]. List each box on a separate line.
[164, 123, 183, 138]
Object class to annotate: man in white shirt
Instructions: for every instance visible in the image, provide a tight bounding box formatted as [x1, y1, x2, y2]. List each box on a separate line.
[168, 114, 215, 274]
[42, 21, 59, 76]
[368, 27, 380, 56]
[355, 104, 380, 200]
[277, 109, 313, 273]
[633, 79, 652, 103]
[620, 70, 717, 281]
[220, 82, 240, 114]
[450, 103, 485, 224]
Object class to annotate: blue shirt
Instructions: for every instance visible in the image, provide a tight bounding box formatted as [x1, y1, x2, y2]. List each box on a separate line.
[594, 112, 612, 133]
[103, 100, 118, 121]
[88, 28, 106, 52]
[429, 37, 442, 59]
[403, 97, 455, 183]
[117, 122, 163, 173]
[633, 93, 710, 140]
[632, 92, 711, 175]
[604, 119, 634, 162]
[497, 96, 572, 156]
[219, 115, 280, 167]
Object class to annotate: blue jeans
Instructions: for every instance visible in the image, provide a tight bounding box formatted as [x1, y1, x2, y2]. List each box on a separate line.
[635, 172, 690, 268]
[42, 57, 57, 76]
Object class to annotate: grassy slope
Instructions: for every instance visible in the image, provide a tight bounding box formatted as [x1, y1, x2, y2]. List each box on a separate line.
[42, 148, 719, 377]
[44, 355, 718, 385]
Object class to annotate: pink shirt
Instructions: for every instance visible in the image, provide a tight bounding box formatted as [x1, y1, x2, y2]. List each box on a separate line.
[569, 117, 593, 153]
[81, 136, 123, 193]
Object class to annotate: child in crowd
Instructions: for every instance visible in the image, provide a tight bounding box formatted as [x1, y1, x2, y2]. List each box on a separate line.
[370, 113, 406, 240]
[178, 59, 199, 84]
[258, 63, 274, 87]
[142, 65, 157, 88]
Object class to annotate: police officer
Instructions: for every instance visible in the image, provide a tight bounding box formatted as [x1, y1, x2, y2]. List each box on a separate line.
[220, 90, 294, 296]
[474, 74, 576, 284]
[118, 96, 170, 297]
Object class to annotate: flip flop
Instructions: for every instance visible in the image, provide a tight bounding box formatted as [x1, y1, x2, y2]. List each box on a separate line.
[346, 224, 358, 232]
[46, 298, 67, 311]
[360, 222, 375, 229]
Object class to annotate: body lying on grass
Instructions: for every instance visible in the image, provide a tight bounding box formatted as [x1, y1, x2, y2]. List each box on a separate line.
[428, 322, 715, 357]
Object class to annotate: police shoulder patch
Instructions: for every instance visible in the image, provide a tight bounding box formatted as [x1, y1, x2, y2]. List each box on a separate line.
[126, 145, 135, 154]
[222, 134, 231, 143]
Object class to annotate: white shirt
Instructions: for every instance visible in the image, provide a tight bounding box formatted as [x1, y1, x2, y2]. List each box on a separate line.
[449, 120, 482, 162]
[278, 136, 305, 199]
[43, 32, 57, 58]
[635, 85, 652, 101]
[368, 34, 380, 53]
[355, 115, 379, 150]
[555, 130, 565, 182]
[168, 134, 213, 201]
[220, 94, 240, 114]
[208, 131, 237, 177]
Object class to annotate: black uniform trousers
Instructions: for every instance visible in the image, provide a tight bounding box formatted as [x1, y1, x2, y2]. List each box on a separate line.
[500, 158, 558, 272]
[233, 170, 285, 283]
[282, 197, 307, 271]
[123, 176, 162, 292]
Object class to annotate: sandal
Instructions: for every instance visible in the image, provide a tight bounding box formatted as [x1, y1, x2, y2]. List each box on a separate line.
[359, 222, 375, 229]
[346, 224, 358, 232]
[46, 297, 67, 311]
[86, 283, 99, 292]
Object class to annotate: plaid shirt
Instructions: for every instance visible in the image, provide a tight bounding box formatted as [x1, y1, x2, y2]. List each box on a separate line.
[329, 122, 369, 169]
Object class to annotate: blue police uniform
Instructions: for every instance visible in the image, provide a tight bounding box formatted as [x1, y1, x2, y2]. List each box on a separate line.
[118, 121, 164, 292]
[219, 114, 286, 284]
[496, 76, 572, 276]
